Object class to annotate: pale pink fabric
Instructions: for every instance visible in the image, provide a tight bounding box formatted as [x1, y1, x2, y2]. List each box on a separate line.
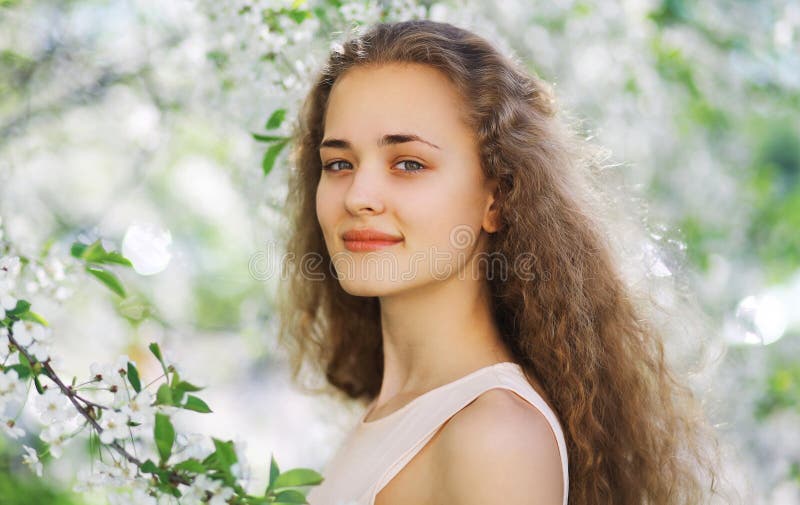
[306, 361, 569, 505]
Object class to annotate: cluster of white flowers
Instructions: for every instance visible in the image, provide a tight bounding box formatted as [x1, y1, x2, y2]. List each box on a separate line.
[78, 464, 167, 505]
[26, 257, 72, 301]
[1, 243, 75, 308]
[0, 238, 245, 500]
[0, 300, 269, 503]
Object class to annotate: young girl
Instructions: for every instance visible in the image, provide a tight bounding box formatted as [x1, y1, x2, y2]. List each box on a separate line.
[278, 19, 725, 505]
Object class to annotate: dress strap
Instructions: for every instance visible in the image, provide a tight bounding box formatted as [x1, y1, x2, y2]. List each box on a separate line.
[362, 362, 569, 505]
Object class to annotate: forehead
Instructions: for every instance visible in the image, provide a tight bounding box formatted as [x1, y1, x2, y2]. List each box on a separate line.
[323, 62, 471, 140]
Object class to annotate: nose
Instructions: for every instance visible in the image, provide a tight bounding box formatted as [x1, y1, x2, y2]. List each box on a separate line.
[343, 162, 385, 215]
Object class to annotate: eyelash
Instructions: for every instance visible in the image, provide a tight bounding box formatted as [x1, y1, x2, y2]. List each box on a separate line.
[321, 159, 426, 175]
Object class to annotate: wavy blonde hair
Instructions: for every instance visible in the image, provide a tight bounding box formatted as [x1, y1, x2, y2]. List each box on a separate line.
[276, 19, 732, 504]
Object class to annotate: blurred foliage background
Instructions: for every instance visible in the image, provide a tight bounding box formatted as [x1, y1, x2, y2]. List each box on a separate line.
[0, 0, 798, 503]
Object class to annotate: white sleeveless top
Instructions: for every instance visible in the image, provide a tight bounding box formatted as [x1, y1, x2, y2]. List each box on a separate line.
[306, 361, 570, 505]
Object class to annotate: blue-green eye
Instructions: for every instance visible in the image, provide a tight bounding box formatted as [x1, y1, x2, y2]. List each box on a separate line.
[322, 160, 352, 172]
[395, 160, 425, 174]
[321, 159, 427, 174]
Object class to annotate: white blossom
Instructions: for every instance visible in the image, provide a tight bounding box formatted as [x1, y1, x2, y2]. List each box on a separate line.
[74, 466, 113, 492]
[40, 423, 68, 458]
[231, 437, 251, 485]
[121, 389, 155, 426]
[10, 320, 45, 347]
[184, 474, 235, 505]
[0, 368, 27, 408]
[0, 294, 15, 320]
[94, 458, 140, 487]
[21, 445, 43, 477]
[90, 355, 132, 407]
[174, 432, 214, 461]
[28, 340, 52, 362]
[0, 255, 21, 277]
[1, 417, 25, 439]
[98, 409, 131, 444]
[107, 485, 158, 505]
[0, 331, 20, 364]
[34, 387, 75, 424]
[0, 256, 20, 320]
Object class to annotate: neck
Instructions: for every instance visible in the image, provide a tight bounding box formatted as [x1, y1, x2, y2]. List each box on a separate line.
[374, 271, 515, 409]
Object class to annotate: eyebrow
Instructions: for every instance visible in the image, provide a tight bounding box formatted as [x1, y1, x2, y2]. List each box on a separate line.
[319, 133, 441, 151]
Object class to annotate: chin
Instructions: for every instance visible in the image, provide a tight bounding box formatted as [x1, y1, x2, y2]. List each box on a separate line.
[336, 278, 409, 298]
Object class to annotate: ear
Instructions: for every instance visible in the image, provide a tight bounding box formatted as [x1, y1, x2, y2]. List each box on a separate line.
[482, 179, 501, 234]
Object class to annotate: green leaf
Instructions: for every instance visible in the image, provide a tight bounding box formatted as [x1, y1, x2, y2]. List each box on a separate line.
[70, 242, 88, 259]
[262, 138, 290, 176]
[181, 395, 212, 413]
[82, 241, 108, 263]
[155, 383, 173, 406]
[273, 489, 307, 503]
[85, 265, 126, 297]
[140, 459, 159, 473]
[149, 342, 170, 379]
[19, 311, 49, 326]
[7, 299, 31, 318]
[273, 468, 324, 489]
[202, 438, 237, 480]
[265, 108, 287, 129]
[173, 458, 206, 473]
[266, 453, 280, 495]
[252, 133, 289, 143]
[100, 251, 133, 267]
[139, 459, 158, 473]
[174, 380, 204, 393]
[148, 342, 163, 363]
[154, 413, 175, 464]
[72, 239, 133, 267]
[212, 438, 238, 468]
[33, 376, 44, 394]
[172, 387, 185, 406]
[17, 352, 31, 369]
[5, 364, 31, 380]
[287, 9, 311, 24]
[127, 362, 142, 393]
[156, 482, 182, 498]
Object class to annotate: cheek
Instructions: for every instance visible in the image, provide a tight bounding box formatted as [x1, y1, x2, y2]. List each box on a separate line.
[402, 182, 485, 249]
[315, 182, 337, 237]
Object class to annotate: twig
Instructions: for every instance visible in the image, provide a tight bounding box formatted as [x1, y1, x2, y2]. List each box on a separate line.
[6, 327, 191, 487]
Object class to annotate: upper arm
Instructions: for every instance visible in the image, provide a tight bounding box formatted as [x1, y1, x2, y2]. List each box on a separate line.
[431, 388, 564, 505]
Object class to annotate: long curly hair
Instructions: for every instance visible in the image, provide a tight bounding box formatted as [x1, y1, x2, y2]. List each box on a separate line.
[276, 18, 732, 505]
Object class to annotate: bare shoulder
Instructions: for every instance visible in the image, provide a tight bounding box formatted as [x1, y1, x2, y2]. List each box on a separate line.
[430, 388, 564, 505]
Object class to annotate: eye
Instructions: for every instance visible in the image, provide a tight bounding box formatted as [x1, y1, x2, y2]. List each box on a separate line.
[395, 159, 425, 174]
[321, 159, 427, 174]
[322, 160, 352, 172]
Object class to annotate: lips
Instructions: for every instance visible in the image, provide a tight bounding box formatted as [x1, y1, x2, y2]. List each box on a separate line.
[342, 228, 403, 252]
[342, 229, 403, 242]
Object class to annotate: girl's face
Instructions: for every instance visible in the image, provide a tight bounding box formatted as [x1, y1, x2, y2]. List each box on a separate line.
[316, 62, 499, 296]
